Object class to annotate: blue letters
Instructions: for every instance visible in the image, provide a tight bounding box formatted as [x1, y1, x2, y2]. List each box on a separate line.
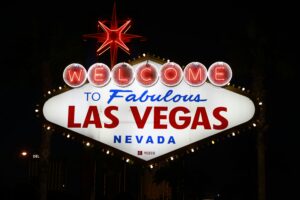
[136, 136, 143, 143]
[113, 135, 176, 144]
[107, 89, 132, 104]
[125, 135, 132, 143]
[168, 136, 176, 144]
[158, 136, 165, 144]
[146, 136, 154, 144]
[114, 135, 121, 143]
[108, 89, 207, 104]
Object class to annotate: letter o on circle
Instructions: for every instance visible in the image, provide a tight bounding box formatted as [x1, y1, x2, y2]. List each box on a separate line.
[160, 62, 183, 86]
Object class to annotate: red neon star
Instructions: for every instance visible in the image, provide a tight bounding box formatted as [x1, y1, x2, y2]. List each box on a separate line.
[83, 2, 142, 67]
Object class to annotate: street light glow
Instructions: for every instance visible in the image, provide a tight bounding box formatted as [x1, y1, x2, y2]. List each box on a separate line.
[21, 151, 28, 157]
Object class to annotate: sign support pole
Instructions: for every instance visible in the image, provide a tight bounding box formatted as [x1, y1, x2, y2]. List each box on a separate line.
[39, 62, 53, 200]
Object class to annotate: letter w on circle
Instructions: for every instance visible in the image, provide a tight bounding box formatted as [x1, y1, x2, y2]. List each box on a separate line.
[68, 69, 83, 82]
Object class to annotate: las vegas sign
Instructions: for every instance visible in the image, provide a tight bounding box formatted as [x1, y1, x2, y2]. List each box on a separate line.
[43, 58, 255, 161]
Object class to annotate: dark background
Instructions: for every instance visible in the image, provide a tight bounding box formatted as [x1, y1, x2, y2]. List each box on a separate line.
[0, 0, 298, 199]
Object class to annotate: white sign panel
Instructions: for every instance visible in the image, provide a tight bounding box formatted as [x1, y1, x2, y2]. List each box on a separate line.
[43, 69, 255, 161]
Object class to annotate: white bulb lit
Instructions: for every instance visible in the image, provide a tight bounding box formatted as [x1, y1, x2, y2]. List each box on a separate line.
[232, 132, 235, 136]
[66, 134, 70, 138]
[253, 123, 257, 127]
[126, 158, 130, 163]
[21, 151, 28, 156]
[191, 148, 194, 153]
[211, 140, 215, 144]
[86, 142, 90, 146]
[150, 164, 153, 169]
[142, 53, 146, 57]
[46, 126, 51, 130]
[106, 150, 110, 155]
[242, 87, 245, 91]
[259, 102, 263, 106]
[170, 156, 174, 161]
[48, 91, 51, 94]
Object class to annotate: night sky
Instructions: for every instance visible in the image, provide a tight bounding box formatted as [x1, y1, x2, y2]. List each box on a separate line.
[0, 0, 297, 199]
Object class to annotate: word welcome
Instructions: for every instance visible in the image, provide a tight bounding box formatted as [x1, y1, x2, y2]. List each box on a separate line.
[63, 61, 232, 88]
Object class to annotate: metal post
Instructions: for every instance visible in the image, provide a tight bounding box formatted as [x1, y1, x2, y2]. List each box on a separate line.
[90, 160, 96, 200]
[257, 125, 267, 200]
[123, 163, 126, 192]
[248, 21, 267, 199]
[103, 173, 106, 197]
[40, 62, 53, 200]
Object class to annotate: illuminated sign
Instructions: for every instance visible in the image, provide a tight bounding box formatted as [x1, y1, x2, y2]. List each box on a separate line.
[43, 60, 255, 161]
[62, 61, 232, 88]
